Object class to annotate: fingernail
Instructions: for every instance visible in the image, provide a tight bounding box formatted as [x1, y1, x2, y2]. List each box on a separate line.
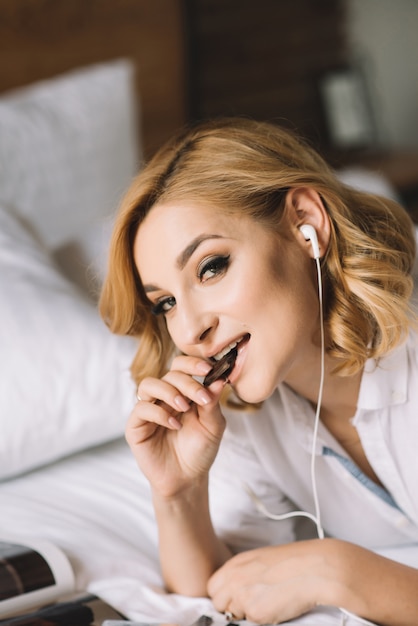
[174, 395, 190, 412]
[196, 389, 211, 405]
[168, 416, 182, 430]
[196, 361, 212, 374]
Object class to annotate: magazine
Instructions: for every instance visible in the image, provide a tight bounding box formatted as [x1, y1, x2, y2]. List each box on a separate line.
[0, 535, 125, 625]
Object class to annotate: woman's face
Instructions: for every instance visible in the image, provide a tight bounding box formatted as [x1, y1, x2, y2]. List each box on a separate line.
[134, 201, 321, 403]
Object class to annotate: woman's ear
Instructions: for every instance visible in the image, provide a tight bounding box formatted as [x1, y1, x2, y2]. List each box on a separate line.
[284, 187, 330, 259]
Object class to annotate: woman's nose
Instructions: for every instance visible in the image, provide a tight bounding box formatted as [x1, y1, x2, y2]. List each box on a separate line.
[175, 304, 217, 347]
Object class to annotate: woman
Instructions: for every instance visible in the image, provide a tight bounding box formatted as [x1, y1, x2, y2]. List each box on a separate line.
[100, 118, 418, 625]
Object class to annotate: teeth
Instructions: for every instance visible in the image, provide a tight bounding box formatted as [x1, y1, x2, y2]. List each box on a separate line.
[213, 340, 238, 361]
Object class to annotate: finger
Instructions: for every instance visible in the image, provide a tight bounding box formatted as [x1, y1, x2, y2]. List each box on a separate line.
[137, 371, 216, 410]
[208, 585, 230, 617]
[208, 570, 246, 623]
[127, 398, 184, 435]
[136, 376, 196, 413]
[225, 608, 246, 623]
[207, 555, 242, 602]
[135, 372, 226, 440]
[136, 356, 223, 409]
[162, 370, 216, 407]
[125, 414, 159, 447]
[169, 354, 213, 377]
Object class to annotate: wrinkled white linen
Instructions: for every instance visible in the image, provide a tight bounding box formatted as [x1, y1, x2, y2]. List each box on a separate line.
[2, 436, 412, 625]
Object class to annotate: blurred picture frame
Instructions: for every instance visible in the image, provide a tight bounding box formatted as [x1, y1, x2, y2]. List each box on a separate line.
[319, 67, 377, 150]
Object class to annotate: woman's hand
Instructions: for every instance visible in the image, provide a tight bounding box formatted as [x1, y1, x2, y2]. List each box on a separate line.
[208, 538, 418, 625]
[208, 541, 328, 624]
[126, 354, 227, 498]
[127, 355, 232, 597]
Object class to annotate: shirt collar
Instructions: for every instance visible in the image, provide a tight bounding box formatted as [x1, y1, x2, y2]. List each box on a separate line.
[355, 337, 409, 412]
[277, 334, 411, 451]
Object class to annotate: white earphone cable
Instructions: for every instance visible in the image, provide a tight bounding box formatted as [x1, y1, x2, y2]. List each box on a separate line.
[310, 256, 325, 540]
[243, 249, 375, 625]
[243, 256, 325, 538]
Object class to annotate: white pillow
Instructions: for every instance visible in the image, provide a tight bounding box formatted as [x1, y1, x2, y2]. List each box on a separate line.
[0, 206, 137, 481]
[0, 59, 140, 251]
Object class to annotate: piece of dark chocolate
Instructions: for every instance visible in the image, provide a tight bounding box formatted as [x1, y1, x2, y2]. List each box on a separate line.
[203, 347, 238, 386]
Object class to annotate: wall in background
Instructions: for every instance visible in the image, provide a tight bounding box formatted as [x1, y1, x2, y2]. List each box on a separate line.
[347, 0, 418, 149]
[185, 0, 349, 156]
[186, 0, 418, 154]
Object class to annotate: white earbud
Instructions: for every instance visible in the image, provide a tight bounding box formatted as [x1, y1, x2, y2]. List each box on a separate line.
[299, 224, 320, 259]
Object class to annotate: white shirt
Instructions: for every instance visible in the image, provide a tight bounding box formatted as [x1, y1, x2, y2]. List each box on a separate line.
[209, 331, 418, 555]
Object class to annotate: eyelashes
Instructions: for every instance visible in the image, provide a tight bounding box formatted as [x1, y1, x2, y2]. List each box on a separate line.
[197, 254, 230, 282]
[151, 296, 176, 316]
[151, 254, 231, 316]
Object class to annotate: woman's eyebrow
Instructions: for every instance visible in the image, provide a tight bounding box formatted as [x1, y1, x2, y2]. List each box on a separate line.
[144, 284, 160, 294]
[143, 234, 224, 293]
[176, 234, 223, 270]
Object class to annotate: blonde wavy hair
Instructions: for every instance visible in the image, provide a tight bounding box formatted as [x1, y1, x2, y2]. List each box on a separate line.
[99, 118, 416, 385]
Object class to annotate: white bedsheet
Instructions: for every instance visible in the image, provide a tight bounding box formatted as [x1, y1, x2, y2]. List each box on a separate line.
[1, 438, 416, 626]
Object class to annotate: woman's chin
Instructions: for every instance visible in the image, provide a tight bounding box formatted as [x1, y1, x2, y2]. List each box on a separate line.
[230, 378, 276, 406]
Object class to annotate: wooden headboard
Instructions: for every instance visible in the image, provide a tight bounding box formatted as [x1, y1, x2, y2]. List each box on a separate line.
[0, 0, 188, 158]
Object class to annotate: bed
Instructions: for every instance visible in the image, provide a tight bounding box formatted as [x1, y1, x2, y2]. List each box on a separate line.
[1, 3, 417, 625]
[0, 1, 203, 622]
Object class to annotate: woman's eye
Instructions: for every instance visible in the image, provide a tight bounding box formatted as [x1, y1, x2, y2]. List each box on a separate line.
[198, 255, 230, 282]
[151, 296, 176, 316]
